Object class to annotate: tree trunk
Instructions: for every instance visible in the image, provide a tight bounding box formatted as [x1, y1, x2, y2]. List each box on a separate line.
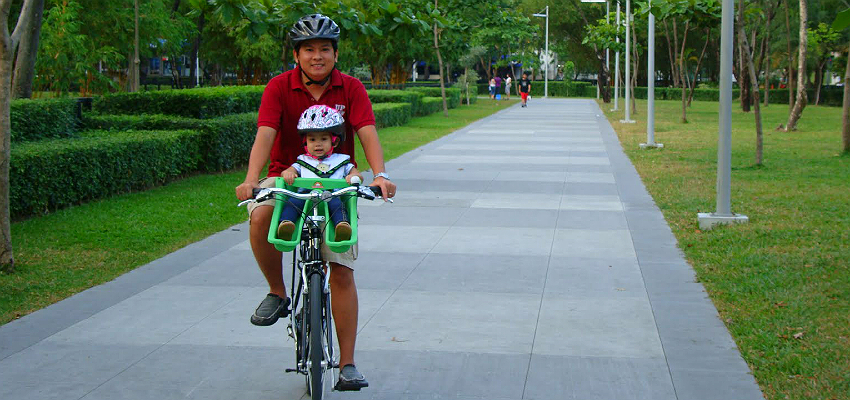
[738, 0, 764, 165]
[784, 0, 807, 131]
[10, 0, 42, 99]
[678, 21, 689, 123]
[736, 3, 751, 112]
[189, 12, 204, 88]
[763, 19, 771, 107]
[129, 0, 140, 92]
[814, 61, 825, 105]
[842, 40, 850, 153]
[664, 20, 680, 88]
[433, 0, 448, 117]
[688, 29, 710, 106]
[784, 0, 794, 110]
[0, 0, 38, 272]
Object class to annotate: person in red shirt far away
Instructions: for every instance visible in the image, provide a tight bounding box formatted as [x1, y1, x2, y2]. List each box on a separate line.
[235, 14, 397, 391]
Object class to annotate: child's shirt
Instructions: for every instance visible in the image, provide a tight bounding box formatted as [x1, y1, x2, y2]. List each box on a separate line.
[292, 153, 354, 180]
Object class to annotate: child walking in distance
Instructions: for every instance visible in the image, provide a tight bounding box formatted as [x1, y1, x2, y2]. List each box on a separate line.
[277, 105, 362, 242]
[519, 72, 531, 107]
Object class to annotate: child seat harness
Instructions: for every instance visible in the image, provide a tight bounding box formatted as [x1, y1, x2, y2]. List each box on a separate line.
[294, 157, 352, 179]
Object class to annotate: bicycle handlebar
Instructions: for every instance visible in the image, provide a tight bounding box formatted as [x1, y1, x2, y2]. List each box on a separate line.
[237, 184, 389, 208]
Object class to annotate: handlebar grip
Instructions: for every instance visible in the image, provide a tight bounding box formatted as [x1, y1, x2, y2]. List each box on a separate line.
[368, 186, 382, 197]
[252, 188, 262, 197]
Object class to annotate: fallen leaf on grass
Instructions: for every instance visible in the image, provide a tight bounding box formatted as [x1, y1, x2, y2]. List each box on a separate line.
[774, 301, 786, 308]
[793, 332, 804, 339]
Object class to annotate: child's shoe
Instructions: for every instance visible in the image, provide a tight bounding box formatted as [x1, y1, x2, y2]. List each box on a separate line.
[277, 220, 296, 241]
[335, 221, 352, 241]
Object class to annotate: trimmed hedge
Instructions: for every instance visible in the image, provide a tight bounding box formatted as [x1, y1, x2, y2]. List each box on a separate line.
[11, 129, 202, 218]
[622, 86, 842, 107]
[407, 87, 461, 109]
[367, 90, 424, 116]
[82, 113, 258, 171]
[10, 98, 79, 142]
[419, 97, 444, 116]
[93, 86, 265, 118]
[373, 103, 412, 128]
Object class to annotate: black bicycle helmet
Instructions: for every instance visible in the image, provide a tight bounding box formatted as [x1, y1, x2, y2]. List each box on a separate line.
[289, 14, 340, 50]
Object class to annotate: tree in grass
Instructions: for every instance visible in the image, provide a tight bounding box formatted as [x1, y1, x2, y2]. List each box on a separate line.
[834, 7, 850, 153]
[582, 14, 622, 105]
[783, 0, 807, 131]
[808, 23, 841, 106]
[0, 0, 39, 272]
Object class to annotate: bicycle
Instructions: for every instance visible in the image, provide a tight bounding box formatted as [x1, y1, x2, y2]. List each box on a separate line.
[238, 176, 387, 399]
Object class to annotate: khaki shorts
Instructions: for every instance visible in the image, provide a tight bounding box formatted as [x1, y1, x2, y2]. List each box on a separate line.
[248, 177, 358, 269]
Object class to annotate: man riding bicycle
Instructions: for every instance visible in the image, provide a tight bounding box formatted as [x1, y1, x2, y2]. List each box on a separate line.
[234, 13, 397, 390]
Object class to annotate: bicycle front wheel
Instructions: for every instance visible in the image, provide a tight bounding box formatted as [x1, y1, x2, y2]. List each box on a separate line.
[308, 273, 325, 399]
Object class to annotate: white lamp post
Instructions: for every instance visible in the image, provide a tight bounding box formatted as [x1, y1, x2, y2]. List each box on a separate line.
[620, 0, 635, 123]
[613, 1, 620, 111]
[697, 0, 748, 230]
[533, 6, 549, 98]
[640, 1, 662, 148]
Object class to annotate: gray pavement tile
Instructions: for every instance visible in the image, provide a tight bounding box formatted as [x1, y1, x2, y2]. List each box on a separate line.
[454, 207, 559, 229]
[389, 178, 492, 192]
[0, 341, 157, 385]
[545, 257, 646, 298]
[533, 294, 664, 358]
[1, 380, 98, 400]
[162, 248, 266, 287]
[388, 169, 498, 182]
[399, 253, 548, 294]
[551, 229, 636, 259]
[485, 180, 565, 195]
[323, 349, 529, 400]
[640, 262, 709, 302]
[45, 285, 248, 346]
[351, 252, 427, 290]
[358, 205, 465, 226]
[78, 344, 308, 400]
[523, 355, 677, 400]
[358, 225, 450, 254]
[378, 190, 479, 208]
[431, 226, 555, 256]
[356, 290, 539, 354]
[564, 164, 613, 173]
[634, 244, 687, 264]
[494, 171, 568, 182]
[471, 193, 561, 210]
[668, 369, 763, 400]
[562, 182, 620, 196]
[559, 195, 624, 212]
[556, 210, 629, 230]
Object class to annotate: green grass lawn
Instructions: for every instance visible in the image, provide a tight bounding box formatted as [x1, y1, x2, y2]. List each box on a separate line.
[1, 99, 518, 325]
[600, 99, 849, 400]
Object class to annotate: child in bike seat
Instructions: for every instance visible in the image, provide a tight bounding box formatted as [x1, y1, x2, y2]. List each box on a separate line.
[277, 105, 362, 242]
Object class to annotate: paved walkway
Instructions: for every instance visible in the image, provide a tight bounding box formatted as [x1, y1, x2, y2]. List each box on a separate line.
[1, 99, 764, 400]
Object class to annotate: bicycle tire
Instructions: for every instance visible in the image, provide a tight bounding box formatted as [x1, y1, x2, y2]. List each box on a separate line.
[308, 273, 324, 399]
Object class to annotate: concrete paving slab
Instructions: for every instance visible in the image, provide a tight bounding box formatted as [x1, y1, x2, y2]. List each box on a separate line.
[533, 294, 664, 358]
[524, 355, 677, 400]
[0, 98, 763, 400]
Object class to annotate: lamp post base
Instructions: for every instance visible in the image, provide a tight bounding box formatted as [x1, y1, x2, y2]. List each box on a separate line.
[640, 142, 664, 149]
[620, 119, 636, 124]
[697, 212, 749, 230]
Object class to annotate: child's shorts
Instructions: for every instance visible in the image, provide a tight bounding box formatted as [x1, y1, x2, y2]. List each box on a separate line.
[247, 176, 358, 269]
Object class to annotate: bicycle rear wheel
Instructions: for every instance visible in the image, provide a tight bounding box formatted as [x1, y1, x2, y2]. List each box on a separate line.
[307, 273, 324, 399]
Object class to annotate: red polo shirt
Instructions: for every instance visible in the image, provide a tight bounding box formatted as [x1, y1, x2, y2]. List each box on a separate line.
[257, 68, 375, 176]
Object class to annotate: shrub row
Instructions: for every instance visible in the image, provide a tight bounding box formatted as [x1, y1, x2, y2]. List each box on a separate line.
[620, 86, 843, 107]
[82, 113, 257, 171]
[10, 98, 79, 142]
[367, 90, 424, 116]
[407, 87, 462, 109]
[419, 97, 444, 116]
[11, 129, 203, 218]
[93, 86, 265, 118]
[372, 103, 412, 128]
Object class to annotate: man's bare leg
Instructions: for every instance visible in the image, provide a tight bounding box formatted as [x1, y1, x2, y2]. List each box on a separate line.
[329, 262, 358, 367]
[250, 206, 286, 297]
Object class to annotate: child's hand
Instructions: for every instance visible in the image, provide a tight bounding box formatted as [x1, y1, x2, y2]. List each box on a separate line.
[282, 170, 297, 185]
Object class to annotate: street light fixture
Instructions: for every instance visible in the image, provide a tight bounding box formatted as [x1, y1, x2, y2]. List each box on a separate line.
[533, 6, 549, 98]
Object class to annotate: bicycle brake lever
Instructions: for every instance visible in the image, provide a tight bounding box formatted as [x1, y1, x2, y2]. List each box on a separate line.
[237, 199, 255, 207]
